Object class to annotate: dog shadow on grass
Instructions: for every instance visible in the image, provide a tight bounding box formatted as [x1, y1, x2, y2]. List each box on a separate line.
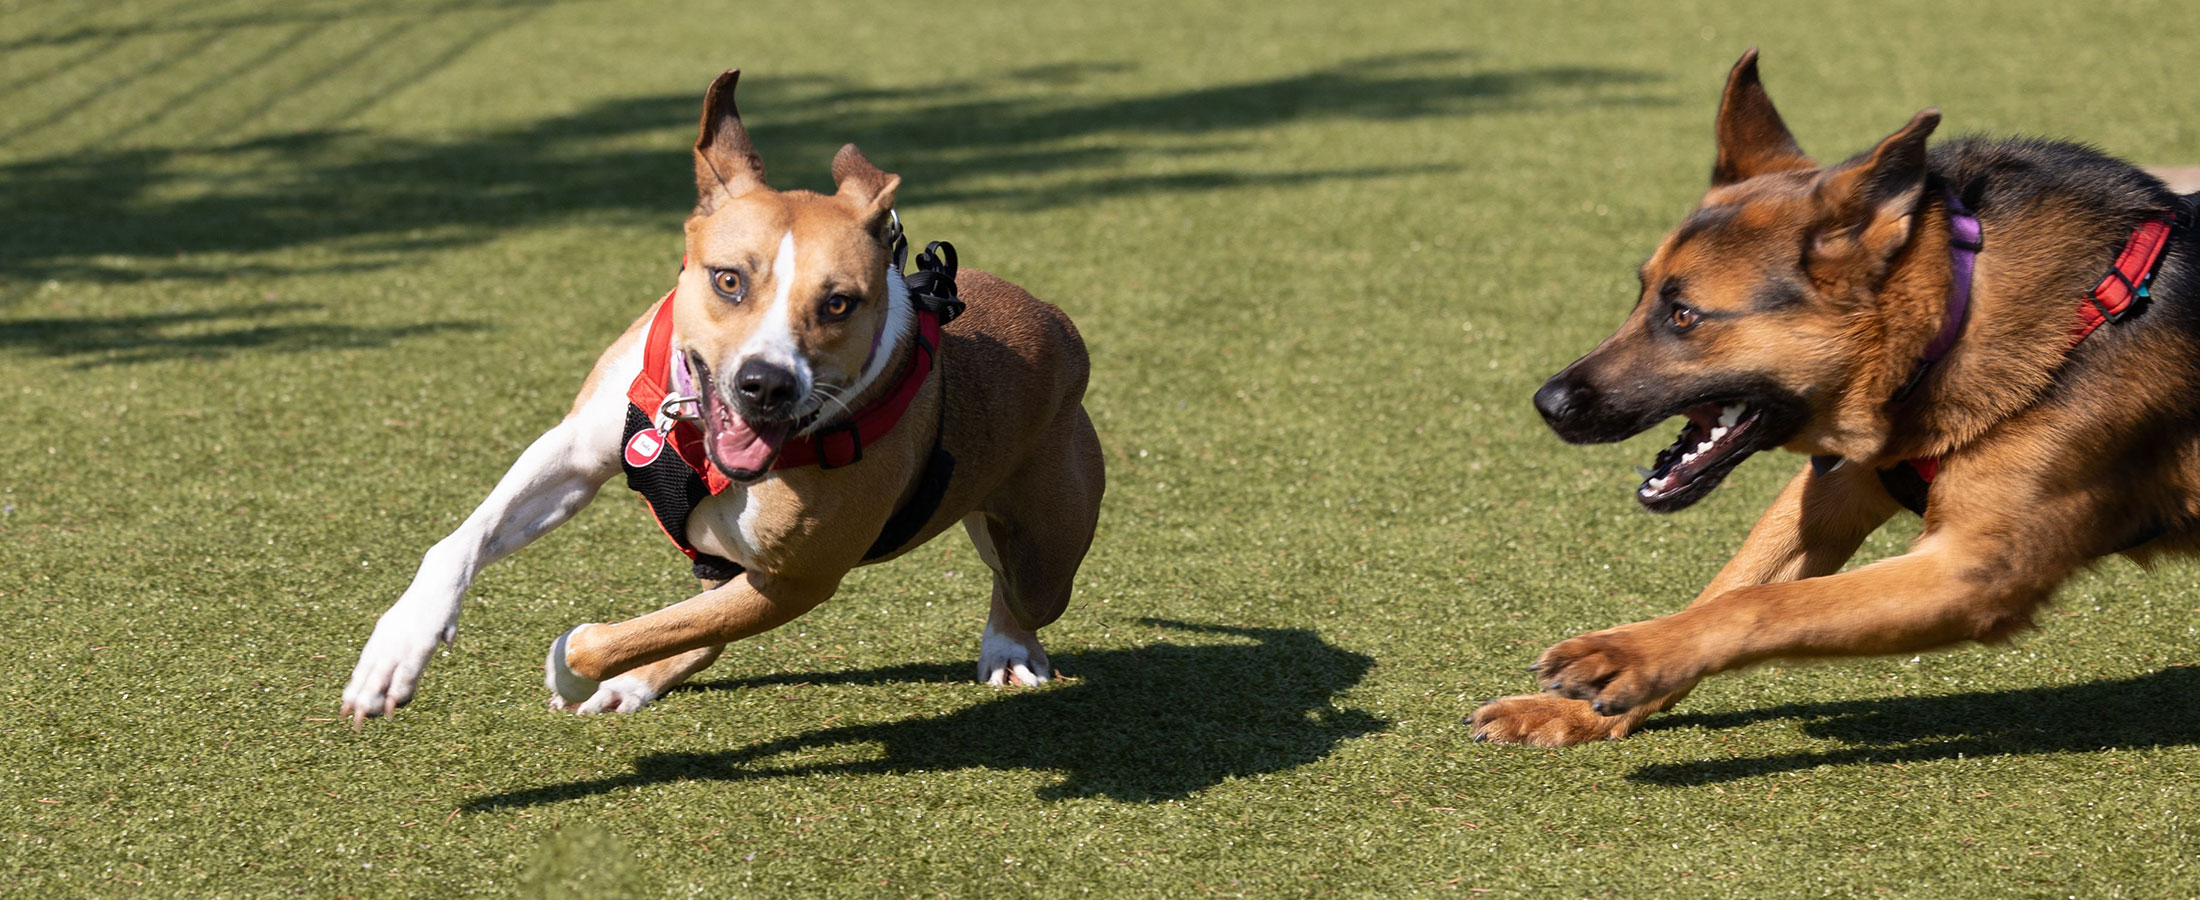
[1627, 665, 2200, 786]
[463, 620, 1383, 807]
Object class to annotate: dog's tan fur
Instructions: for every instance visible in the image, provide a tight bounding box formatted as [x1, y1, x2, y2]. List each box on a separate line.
[1474, 51, 2200, 746]
[341, 71, 1102, 720]
[559, 262, 1104, 686]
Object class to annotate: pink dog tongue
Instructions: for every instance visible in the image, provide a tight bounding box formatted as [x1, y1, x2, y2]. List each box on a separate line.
[707, 404, 790, 473]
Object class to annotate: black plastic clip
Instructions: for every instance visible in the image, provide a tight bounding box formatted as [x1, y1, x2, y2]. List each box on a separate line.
[2094, 267, 2147, 323]
[908, 240, 965, 326]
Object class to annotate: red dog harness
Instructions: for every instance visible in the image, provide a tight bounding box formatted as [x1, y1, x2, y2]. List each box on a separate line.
[1843, 193, 2181, 515]
[621, 293, 946, 480]
[2073, 215, 2176, 343]
[618, 239, 965, 579]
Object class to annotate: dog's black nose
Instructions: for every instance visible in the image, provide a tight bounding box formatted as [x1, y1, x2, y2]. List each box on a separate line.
[1533, 374, 1595, 428]
[734, 359, 800, 418]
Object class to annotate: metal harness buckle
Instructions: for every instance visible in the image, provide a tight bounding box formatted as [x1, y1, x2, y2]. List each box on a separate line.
[886, 209, 908, 272]
[657, 354, 704, 432]
[656, 394, 701, 433]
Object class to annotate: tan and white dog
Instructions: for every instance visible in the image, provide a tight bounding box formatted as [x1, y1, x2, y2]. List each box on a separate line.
[340, 70, 1104, 722]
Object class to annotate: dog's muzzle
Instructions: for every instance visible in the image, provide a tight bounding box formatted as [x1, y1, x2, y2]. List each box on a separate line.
[733, 358, 802, 422]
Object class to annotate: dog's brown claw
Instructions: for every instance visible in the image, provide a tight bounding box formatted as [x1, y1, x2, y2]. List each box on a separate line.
[1531, 628, 1689, 716]
[1469, 692, 1642, 747]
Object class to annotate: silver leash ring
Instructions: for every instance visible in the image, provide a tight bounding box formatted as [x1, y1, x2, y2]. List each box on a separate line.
[657, 393, 701, 427]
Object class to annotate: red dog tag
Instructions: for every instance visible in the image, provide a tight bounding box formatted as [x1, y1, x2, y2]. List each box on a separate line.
[623, 429, 665, 468]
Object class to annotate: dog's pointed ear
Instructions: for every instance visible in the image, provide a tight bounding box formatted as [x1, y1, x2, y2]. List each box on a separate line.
[831, 143, 901, 242]
[1712, 49, 1814, 185]
[694, 69, 767, 214]
[1809, 108, 1941, 264]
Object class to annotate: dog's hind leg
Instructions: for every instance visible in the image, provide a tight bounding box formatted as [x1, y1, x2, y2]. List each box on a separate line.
[1472, 460, 1898, 746]
[965, 515, 1046, 686]
[966, 407, 1104, 686]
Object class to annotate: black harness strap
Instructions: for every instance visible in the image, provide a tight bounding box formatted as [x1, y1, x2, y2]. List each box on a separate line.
[619, 404, 745, 581]
[900, 239, 963, 322]
[862, 239, 964, 561]
[861, 420, 956, 559]
[1873, 462, 1932, 517]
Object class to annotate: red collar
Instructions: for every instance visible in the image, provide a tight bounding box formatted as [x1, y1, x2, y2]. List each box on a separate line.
[626, 292, 942, 489]
[2073, 214, 2176, 344]
[773, 308, 941, 469]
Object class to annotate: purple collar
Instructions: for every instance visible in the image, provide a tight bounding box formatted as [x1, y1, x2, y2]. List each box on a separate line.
[1890, 187, 1980, 403]
[1926, 189, 1981, 361]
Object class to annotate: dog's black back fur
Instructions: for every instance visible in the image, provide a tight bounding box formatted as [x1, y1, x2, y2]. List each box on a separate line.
[1928, 137, 2198, 343]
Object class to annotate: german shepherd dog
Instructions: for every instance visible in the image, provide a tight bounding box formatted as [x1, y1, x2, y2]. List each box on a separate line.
[1471, 49, 2199, 747]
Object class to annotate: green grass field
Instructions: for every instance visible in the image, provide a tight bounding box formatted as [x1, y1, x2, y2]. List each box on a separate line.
[5, 0, 2199, 896]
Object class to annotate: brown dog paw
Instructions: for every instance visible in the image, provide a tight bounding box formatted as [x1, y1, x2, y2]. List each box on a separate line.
[1467, 693, 1642, 747]
[1531, 627, 1695, 716]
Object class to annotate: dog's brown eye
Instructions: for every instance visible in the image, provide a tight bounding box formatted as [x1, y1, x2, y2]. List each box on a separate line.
[711, 269, 745, 302]
[1669, 304, 1701, 332]
[821, 294, 856, 320]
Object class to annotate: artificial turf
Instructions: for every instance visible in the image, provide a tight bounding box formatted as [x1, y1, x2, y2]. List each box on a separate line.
[4, 0, 2198, 896]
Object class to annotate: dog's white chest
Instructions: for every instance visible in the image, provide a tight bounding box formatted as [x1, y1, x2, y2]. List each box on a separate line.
[685, 483, 768, 564]
[685, 478, 812, 569]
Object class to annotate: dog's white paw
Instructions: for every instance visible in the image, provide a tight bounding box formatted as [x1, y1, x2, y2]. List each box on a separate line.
[977, 619, 1052, 687]
[543, 624, 603, 709]
[548, 673, 663, 715]
[340, 599, 459, 724]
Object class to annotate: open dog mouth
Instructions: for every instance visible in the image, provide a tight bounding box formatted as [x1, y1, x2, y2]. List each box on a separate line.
[690, 354, 793, 481]
[1635, 401, 1768, 512]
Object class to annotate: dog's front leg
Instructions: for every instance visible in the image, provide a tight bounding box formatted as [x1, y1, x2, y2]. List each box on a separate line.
[1691, 459, 1904, 599]
[1532, 490, 2088, 717]
[341, 407, 623, 723]
[544, 570, 840, 709]
[1473, 460, 1898, 745]
[550, 644, 725, 714]
[547, 574, 735, 713]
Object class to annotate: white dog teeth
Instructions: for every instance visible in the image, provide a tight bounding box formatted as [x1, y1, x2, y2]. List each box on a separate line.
[1645, 406, 1750, 498]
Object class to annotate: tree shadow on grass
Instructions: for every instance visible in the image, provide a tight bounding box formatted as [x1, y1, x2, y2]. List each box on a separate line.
[1627, 665, 2200, 786]
[463, 620, 1383, 807]
[0, 301, 486, 365]
[0, 0, 554, 53]
[1, 43, 1661, 284]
